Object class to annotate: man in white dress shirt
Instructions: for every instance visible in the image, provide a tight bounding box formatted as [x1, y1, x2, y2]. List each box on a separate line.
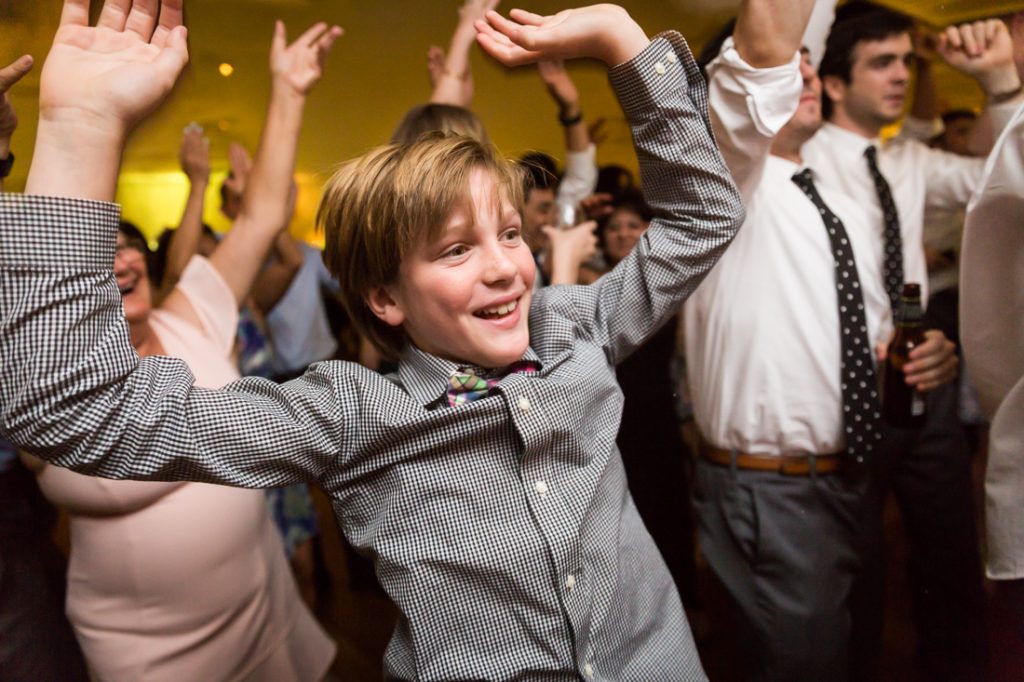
[961, 9, 1024, 665]
[804, 4, 1024, 678]
[687, 1, 959, 679]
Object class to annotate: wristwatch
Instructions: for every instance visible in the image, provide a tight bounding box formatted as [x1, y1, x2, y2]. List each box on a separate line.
[0, 152, 13, 179]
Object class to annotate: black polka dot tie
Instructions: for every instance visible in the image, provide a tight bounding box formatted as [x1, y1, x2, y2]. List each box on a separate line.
[864, 145, 904, 314]
[792, 169, 882, 463]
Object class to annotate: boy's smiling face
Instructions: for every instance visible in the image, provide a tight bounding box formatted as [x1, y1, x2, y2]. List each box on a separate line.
[368, 167, 536, 369]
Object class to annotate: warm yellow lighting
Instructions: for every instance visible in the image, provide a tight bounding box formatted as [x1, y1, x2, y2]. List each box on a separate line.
[217, 119, 231, 132]
[218, 63, 234, 77]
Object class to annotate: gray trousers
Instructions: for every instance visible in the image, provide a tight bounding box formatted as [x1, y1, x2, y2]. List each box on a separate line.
[693, 456, 879, 682]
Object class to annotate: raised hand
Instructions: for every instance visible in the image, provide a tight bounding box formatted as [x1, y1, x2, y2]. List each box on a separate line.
[223, 142, 252, 202]
[179, 122, 210, 184]
[474, 4, 649, 68]
[544, 220, 599, 285]
[40, 0, 188, 136]
[537, 60, 579, 109]
[937, 19, 1019, 95]
[270, 20, 343, 97]
[0, 55, 33, 147]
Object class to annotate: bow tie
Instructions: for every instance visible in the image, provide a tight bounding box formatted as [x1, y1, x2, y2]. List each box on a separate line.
[446, 361, 540, 407]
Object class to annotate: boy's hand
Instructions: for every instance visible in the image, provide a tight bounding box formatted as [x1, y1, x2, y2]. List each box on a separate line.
[937, 19, 1020, 97]
[270, 21, 343, 98]
[475, 4, 649, 68]
[179, 122, 210, 184]
[40, 0, 188, 138]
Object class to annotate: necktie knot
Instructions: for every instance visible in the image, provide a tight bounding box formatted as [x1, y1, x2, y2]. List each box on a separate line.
[864, 144, 879, 165]
[446, 361, 540, 407]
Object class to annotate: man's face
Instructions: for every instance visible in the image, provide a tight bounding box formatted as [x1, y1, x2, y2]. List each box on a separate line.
[114, 234, 153, 327]
[939, 117, 977, 156]
[783, 49, 824, 138]
[521, 187, 555, 251]
[828, 32, 913, 133]
[369, 167, 537, 369]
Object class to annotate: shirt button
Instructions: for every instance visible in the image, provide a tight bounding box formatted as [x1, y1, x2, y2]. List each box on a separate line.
[654, 62, 666, 75]
[584, 663, 595, 678]
[565, 574, 576, 591]
[665, 50, 677, 64]
[518, 396, 531, 412]
[534, 480, 548, 497]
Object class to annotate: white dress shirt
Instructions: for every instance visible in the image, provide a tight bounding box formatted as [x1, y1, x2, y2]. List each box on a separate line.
[802, 123, 989, 304]
[686, 40, 892, 456]
[961, 102, 1024, 580]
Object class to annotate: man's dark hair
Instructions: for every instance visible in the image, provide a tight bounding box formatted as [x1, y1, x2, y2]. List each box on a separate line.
[518, 151, 559, 196]
[941, 108, 979, 127]
[819, 2, 913, 119]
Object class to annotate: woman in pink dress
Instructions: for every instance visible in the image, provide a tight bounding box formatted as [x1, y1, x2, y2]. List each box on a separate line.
[21, 20, 342, 681]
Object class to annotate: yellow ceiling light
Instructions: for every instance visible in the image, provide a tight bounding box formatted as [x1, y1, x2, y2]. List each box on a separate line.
[218, 62, 234, 77]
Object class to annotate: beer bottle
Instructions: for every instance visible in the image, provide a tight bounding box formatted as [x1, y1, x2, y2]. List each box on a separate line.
[882, 283, 927, 428]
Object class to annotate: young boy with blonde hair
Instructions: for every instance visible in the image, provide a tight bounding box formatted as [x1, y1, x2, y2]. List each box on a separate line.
[0, 1, 743, 678]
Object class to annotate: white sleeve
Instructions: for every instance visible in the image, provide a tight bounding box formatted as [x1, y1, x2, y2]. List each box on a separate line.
[556, 143, 598, 212]
[803, 0, 838, 69]
[707, 38, 803, 201]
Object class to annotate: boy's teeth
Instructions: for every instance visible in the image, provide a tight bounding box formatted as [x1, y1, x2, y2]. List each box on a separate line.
[480, 300, 517, 317]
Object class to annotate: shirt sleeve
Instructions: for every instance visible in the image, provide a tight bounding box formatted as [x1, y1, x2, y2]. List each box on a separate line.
[547, 32, 744, 366]
[0, 194, 352, 489]
[555, 144, 598, 212]
[917, 141, 986, 212]
[706, 37, 803, 201]
[174, 255, 239, 357]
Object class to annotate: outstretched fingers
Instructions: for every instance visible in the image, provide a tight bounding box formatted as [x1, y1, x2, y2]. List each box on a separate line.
[124, 0, 160, 41]
[475, 15, 538, 66]
[297, 21, 330, 48]
[97, 0, 132, 31]
[152, 0, 185, 48]
[59, 0, 91, 27]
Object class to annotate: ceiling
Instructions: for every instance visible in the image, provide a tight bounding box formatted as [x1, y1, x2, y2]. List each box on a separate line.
[2, 0, 1022, 196]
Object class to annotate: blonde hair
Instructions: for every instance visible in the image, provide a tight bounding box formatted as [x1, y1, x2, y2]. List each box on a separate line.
[390, 104, 489, 146]
[318, 133, 523, 360]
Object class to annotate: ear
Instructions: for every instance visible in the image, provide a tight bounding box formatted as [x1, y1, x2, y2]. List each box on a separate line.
[365, 286, 406, 327]
[821, 74, 846, 109]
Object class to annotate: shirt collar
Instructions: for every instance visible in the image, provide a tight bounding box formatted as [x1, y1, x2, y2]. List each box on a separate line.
[397, 343, 543, 408]
[820, 121, 882, 155]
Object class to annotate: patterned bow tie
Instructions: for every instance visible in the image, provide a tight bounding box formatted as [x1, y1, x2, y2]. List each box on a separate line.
[446, 361, 540, 407]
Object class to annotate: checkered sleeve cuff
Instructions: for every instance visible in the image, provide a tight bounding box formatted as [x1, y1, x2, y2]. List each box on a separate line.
[609, 32, 695, 121]
[0, 194, 120, 271]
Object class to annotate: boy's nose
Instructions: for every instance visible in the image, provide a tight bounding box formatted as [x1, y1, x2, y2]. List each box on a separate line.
[483, 245, 518, 284]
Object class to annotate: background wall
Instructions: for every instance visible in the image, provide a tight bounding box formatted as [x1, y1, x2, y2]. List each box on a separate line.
[2, 0, 1020, 242]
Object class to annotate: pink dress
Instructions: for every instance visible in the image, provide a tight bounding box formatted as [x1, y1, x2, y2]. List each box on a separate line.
[34, 257, 335, 682]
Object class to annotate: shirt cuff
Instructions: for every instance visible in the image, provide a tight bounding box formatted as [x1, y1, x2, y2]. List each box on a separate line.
[708, 38, 803, 138]
[0, 194, 119, 271]
[609, 32, 694, 121]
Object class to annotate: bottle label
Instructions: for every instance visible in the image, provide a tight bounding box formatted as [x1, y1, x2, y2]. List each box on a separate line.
[911, 390, 925, 416]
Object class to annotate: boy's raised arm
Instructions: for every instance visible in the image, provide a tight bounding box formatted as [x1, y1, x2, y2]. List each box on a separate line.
[477, 5, 744, 363]
[25, 0, 189, 201]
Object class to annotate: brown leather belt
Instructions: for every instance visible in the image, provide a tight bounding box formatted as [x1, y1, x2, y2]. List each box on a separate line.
[699, 441, 845, 476]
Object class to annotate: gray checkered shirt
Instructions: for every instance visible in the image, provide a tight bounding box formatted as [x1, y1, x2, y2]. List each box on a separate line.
[1, 33, 741, 681]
